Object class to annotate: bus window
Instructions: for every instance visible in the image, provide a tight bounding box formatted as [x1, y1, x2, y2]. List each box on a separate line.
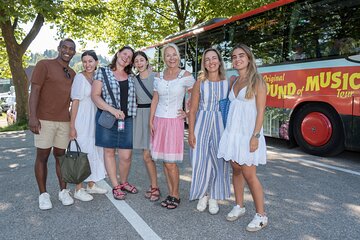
[197, 28, 230, 68]
[186, 38, 197, 75]
[288, 0, 360, 60]
[229, 7, 287, 66]
[175, 42, 186, 70]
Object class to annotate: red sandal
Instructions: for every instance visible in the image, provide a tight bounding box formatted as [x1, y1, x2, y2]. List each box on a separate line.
[112, 185, 126, 200]
[120, 182, 138, 194]
[145, 186, 160, 202]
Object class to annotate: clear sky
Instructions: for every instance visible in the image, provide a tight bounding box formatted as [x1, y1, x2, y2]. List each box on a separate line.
[25, 23, 111, 58]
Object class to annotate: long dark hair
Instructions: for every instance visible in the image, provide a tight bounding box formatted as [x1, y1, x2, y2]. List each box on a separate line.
[133, 51, 149, 69]
[81, 50, 98, 61]
[109, 46, 134, 74]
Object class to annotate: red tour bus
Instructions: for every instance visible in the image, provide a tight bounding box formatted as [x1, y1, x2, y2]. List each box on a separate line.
[143, 0, 360, 156]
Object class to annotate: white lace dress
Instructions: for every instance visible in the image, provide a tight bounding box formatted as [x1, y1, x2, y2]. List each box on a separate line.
[217, 86, 267, 166]
[71, 73, 106, 182]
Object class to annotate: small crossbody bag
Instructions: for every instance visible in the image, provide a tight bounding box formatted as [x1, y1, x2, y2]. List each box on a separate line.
[98, 68, 121, 129]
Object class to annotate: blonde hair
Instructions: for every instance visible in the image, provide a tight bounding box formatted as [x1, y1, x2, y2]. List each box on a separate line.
[161, 43, 181, 67]
[231, 44, 266, 99]
[198, 48, 226, 82]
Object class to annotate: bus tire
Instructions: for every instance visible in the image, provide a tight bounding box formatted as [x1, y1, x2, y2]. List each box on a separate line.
[293, 103, 345, 156]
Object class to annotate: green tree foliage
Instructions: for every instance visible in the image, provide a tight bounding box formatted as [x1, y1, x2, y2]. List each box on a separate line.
[0, 0, 106, 123]
[0, 37, 11, 78]
[66, 0, 277, 50]
[1, 0, 275, 123]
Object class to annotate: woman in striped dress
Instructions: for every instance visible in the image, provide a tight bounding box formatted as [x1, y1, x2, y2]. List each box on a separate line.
[188, 48, 231, 214]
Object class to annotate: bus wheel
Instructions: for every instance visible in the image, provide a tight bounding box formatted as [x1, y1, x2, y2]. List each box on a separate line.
[293, 104, 344, 156]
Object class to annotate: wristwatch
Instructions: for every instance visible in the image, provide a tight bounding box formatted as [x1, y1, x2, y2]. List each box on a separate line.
[253, 133, 261, 139]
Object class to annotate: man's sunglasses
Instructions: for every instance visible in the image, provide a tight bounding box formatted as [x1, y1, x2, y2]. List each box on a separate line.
[63, 67, 71, 79]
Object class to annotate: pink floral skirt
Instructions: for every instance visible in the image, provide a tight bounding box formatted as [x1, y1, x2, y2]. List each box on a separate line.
[150, 116, 184, 162]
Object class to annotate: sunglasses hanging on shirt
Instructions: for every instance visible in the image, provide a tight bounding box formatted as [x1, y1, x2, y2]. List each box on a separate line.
[63, 67, 71, 79]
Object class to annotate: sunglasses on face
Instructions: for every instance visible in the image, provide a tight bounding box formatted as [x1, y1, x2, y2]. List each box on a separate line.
[63, 67, 71, 79]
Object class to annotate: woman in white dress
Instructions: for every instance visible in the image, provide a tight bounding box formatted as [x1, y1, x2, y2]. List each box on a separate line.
[70, 50, 107, 202]
[217, 44, 268, 231]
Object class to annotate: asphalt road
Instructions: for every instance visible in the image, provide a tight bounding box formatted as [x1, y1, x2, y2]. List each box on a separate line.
[0, 131, 359, 240]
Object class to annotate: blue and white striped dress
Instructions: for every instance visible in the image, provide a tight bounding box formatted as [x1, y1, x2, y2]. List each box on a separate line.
[189, 79, 231, 200]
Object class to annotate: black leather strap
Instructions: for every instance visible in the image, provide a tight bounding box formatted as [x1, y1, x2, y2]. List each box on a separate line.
[101, 67, 119, 110]
[136, 74, 153, 100]
[137, 104, 151, 108]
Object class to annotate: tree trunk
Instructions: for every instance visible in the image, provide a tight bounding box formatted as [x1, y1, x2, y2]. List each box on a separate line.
[0, 14, 43, 124]
[8, 53, 29, 123]
[1, 22, 28, 123]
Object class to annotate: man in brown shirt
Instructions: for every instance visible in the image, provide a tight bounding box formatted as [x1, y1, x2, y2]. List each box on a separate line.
[29, 38, 76, 210]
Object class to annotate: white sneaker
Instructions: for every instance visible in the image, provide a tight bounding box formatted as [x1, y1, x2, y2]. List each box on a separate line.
[39, 192, 52, 210]
[226, 205, 246, 221]
[196, 195, 209, 212]
[86, 183, 108, 194]
[208, 199, 219, 215]
[58, 189, 74, 206]
[246, 213, 268, 232]
[74, 188, 94, 202]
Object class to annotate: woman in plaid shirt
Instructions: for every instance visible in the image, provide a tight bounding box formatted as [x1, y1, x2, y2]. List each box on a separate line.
[92, 46, 138, 200]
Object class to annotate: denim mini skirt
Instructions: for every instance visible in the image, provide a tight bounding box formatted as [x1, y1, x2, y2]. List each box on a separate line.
[95, 110, 133, 149]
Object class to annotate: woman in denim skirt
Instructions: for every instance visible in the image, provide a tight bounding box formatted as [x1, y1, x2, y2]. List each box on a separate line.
[92, 46, 138, 200]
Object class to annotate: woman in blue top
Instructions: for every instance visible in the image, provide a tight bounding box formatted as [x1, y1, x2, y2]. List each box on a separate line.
[188, 48, 231, 215]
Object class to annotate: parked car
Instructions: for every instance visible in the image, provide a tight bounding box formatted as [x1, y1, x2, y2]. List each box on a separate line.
[1, 95, 16, 112]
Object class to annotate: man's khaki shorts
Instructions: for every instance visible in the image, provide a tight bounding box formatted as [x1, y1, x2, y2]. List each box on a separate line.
[34, 120, 70, 149]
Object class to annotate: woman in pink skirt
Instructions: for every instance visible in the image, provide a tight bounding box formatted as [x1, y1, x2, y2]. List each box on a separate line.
[150, 43, 195, 209]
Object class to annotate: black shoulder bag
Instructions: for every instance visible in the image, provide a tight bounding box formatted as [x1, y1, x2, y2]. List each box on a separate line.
[98, 68, 120, 129]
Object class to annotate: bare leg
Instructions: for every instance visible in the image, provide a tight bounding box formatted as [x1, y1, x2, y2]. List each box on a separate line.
[143, 150, 158, 188]
[103, 148, 118, 187]
[242, 165, 265, 214]
[231, 161, 246, 207]
[53, 147, 67, 190]
[163, 163, 172, 195]
[118, 149, 132, 184]
[164, 163, 180, 199]
[87, 181, 95, 188]
[75, 183, 83, 191]
[34, 148, 52, 194]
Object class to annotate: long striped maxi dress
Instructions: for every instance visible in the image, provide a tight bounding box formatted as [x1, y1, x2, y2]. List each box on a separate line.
[189, 79, 231, 201]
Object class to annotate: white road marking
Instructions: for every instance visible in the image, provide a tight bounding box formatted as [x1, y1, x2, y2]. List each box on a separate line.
[97, 180, 162, 240]
[268, 150, 360, 176]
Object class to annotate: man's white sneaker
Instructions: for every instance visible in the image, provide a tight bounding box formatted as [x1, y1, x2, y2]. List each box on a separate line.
[74, 188, 94, 202]
[196, 195, 209, 212]
[39, 192, 52, 210]
[86, 183, 108, 194]
[58, 189, 74, 206]
[226, 205, 246, 221]
[208, 199, 219, 215]
[246, 213, 268, 232]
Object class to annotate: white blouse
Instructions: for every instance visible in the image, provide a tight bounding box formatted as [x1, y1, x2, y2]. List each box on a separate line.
[154, 72, 195, 118]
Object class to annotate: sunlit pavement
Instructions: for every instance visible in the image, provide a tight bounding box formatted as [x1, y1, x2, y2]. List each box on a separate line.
[1, 130, 359, 240]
